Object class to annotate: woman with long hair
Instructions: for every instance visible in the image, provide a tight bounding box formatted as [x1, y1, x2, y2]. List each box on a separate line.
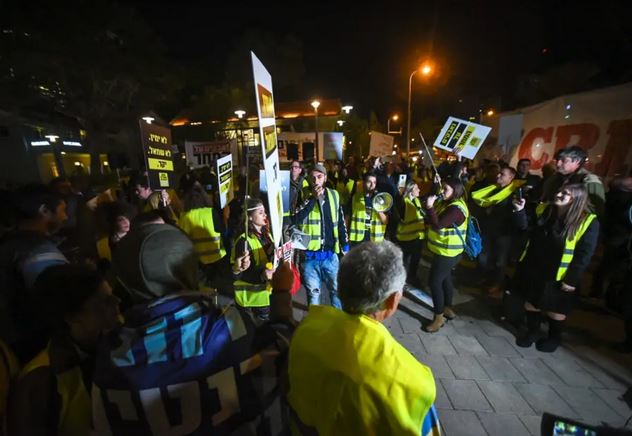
[513, 183, 599, 352]
[396, 181, 425, 288]
[423, 178, 469, 333]
[231, 197, 275, 321]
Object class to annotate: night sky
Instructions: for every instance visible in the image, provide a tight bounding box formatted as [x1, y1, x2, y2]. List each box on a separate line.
[107, 1, 632, 118]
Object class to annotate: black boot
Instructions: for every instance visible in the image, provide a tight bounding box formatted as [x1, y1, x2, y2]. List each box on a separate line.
[516, 311, 541, 348]
[536, 318, 563, 352]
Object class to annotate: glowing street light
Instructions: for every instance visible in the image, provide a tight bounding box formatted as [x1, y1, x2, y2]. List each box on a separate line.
[312, 100, 321, 160]
[407, 59, 436, 155]
[388, 114, 402, 134]
[337, 120, 345, 127]
[235, 109, 246, 119]
[341, 105, 353, 114]
[486, 109, 495, 116]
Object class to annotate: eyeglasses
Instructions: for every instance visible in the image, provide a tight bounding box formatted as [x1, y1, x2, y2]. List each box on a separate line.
[291, 165, 301, 169]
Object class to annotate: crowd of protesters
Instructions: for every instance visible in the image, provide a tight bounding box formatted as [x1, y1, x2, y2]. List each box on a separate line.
[0, 144, 629, 434]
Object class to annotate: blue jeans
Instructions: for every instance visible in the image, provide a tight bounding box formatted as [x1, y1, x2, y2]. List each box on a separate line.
[301, 254, 342, 309]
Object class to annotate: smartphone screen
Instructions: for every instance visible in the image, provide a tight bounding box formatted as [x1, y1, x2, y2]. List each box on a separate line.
[553, 420, 597, 436]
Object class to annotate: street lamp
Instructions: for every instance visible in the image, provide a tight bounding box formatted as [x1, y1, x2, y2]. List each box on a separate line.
[388, 114, 401, 135]
[486, 109, 495, 116]
[234, 109, 246, 149]
[311, 100, 320, 161]
[407, 60, 435, 155]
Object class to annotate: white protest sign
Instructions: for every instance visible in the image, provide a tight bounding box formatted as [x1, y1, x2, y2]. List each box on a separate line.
[185, 139, 237, 168]
[369, 131, 395, 157]
[216, 154, 234, 209]
[252, 51, 283, 248]
[434, 117, 492, 160]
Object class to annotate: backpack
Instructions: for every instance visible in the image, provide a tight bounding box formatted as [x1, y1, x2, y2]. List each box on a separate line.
[453, 216, 483, 260]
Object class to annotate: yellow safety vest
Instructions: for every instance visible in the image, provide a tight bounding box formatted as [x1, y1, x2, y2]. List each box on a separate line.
[427, 198, 469, 257]
[299, 188, 341, 253]
[96, 236, 112, 261]
[335, 179, 355, 208]
[520, 204, 597, 281]
[19, 344, 91, 436]
[471, 179, 526, 208]
[349, 191, 386, 242]
[397, 197, 426, 241]
[178, 207, 227, 264]
[288, 305, 437, 435]
[231, 233, 272, 307]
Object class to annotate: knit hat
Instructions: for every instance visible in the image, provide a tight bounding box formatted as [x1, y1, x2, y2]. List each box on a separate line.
[112, 223, 198, 302]
[311, 163, 327, 176]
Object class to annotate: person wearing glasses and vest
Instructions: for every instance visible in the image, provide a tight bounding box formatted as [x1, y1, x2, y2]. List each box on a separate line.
[293, 164, 349, 309]
[512, 184, 598, 352]
[231, 197, 275, 321]
[177, 182, 228, 290]
[424, 178, 469, 333]
[471, 166, 525, 296]
[347, 171, 389, 246]
[396, 181, 425, 288]
[287, 160, 309, 223]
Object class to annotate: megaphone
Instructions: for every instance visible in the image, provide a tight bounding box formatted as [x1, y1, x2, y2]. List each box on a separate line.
[373, 192, 393, 213]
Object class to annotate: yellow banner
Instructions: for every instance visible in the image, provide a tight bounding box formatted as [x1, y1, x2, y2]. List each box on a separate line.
[148, 157, 174, 171]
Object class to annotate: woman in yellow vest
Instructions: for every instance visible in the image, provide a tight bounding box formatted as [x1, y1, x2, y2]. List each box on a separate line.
[424, 178, 469, 333]
[396, 181, 425, 287]
[9, 264, 120, 436]
[231, 198, 275, 321]
[178, 182, 228, 289]
[512, 183, 598, 352]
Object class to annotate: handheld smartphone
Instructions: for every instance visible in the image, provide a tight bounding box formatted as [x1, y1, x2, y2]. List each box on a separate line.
[517, 187, 523, 201]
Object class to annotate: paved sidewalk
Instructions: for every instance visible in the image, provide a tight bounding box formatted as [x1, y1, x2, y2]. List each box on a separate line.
[291, 283, 632, 435]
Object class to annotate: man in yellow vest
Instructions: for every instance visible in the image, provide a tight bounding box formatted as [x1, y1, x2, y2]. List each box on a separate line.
[471, 166, 524, 295]
[9, 264, 120, 436]
[348, 171, 389, 246]
[288, 241, 441, 435]
[293, 164, 349, 308]
[177, 182, 228, 290]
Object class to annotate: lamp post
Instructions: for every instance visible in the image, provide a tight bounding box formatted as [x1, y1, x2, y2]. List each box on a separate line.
[387, 114, 400, 134]
[311, 99, 320, 162]
[406, 61, 434, 156]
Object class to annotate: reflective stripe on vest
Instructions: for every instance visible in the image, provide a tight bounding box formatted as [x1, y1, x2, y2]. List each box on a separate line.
[178, 208, 226, 264]
[299, 189, 341, 253]
[427, 199, 469, 257]
[520, 205, 596, 281]
[20, 345, 91, 436]
[231, 234, 272, 307]
[349, 192, 386, 242]
[471, 179, 526, 208]
[397, 197, 426, 241]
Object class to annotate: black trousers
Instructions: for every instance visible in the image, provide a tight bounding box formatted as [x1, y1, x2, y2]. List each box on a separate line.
[429, 253, 461, 314]
[479, 234, 513, 286]
[398, 238, 423, 286]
